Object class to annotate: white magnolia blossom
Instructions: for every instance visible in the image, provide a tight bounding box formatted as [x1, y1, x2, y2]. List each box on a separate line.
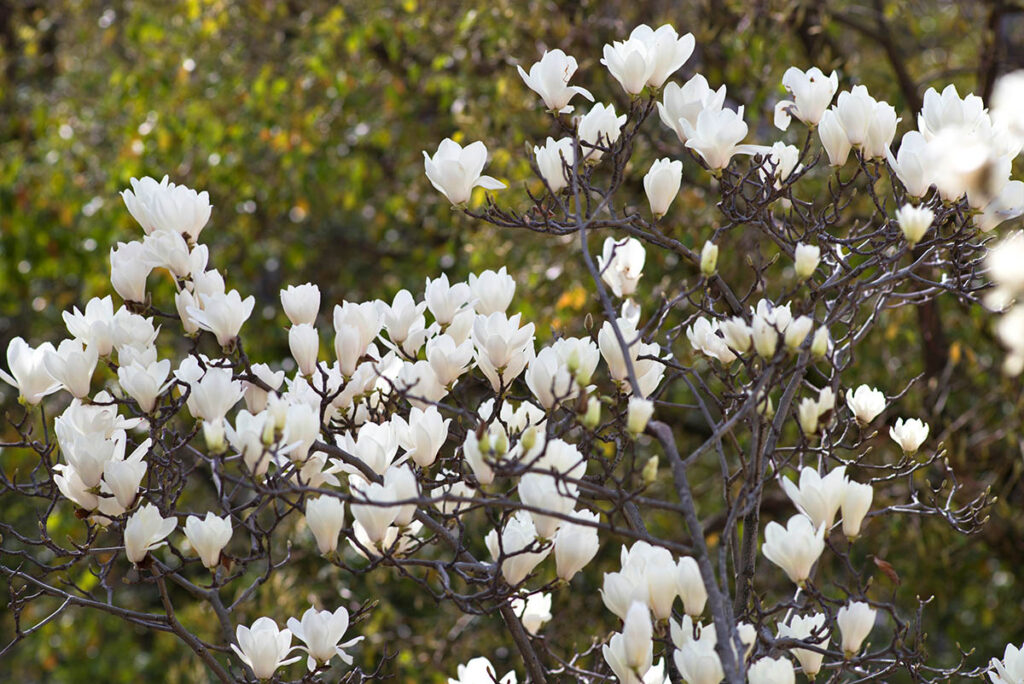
[287, 606, 363, 672]
[485, 510, 550, 586]
[448, 657, 517, 684]
[793, 242, 821, 280]
[123, 503, 177, 564]
[534, 136, 575, 193]
[890, 417, 930, 454]
[841, 480, 874, 540]
[837, 601, 877, 656]
[188, 289, 255, 348]
[603, 601, 654, 684]
[552, 509, 601, 580]
[0, 338, 59, 405]
[578, 103, 626, 162]
[468, 267, 516, 315]
[747, 656, 796, 684]
[990, 642, 1024, 684]
[304, 496, 346, 555]
[121, 175, 212, 241]
[761, 514, 826, 585]
[778, 613, 828, 677]
[280, 283, 321, 327]
[597, 237, 646, 298]
[781, 465, 848, 530]
[775, 66, 839, 129]
[601, 24, 694, 94]
[895, 204, 935, 245]
[516, 49, 593, 113]
[643, 158, 682, 217]
[510, 592, 552, 635]
[681, 105, 762, 170]
[183, 512, 232, 569]
[423, 138, 506, 205]
[658, 75, 727, 143]
[231, 617, 300, 680]
[846, 385, 886, 424]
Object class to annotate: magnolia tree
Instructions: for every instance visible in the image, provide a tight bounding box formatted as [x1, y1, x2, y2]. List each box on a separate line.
[2, 22, 1024, 684]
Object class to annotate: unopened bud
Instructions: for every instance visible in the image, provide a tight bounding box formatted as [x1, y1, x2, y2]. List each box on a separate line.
[583, 396, 601, 429]
[700, 241, 719, 277]
[627, 397, 654, 436]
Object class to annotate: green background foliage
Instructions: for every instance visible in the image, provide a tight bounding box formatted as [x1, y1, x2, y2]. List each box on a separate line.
[2, 1, 1023, 681]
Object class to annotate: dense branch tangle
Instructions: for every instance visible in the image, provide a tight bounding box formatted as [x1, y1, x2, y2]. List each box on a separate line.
[2, 21, 1020, 684]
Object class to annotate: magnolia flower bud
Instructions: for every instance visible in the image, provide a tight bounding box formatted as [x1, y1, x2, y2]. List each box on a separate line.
[818, 109, 852, 166]
[752, 317, 779, 359]
[305, 495, 346, 555]
[288, 324, 320, 377]
[644, 158, 683, 217]
[422, 138, 505, 206]
[784, 315, 813, 351]
[793, 243, 821, 280]
[231, 617, 301, 680]
[110, 241, 152, 303]
[123, 503, 177, 565]
[676, 556, 707, 617]
[761, 514, 825, 586]
[841, 480, 874, 540]
[811, 326, 830, 358]
[583, 396, 602, 429]
[642, 456, 659, 486]
[699, 241, 718, 277]
[183, 512, 232, 569]
[627, 397, 654, 436]
[280, 283, 321, 327]
[895, 204, 935, 245]
[890, 417, 929, 454]
[837, 601, 877, 657]
[553, 510, 600, 580]
[622, 602, 654, 670]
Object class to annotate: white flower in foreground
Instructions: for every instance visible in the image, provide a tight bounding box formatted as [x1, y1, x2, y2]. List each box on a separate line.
[630, 23, 695, 89]
[110, 241, 152, 303]
[598, 237, 646, 299]
[627, 397, 654, 436]
[643, 158, 682, 217]
[888, 131, 934, 198]
[287, 605, 363, 672]
[423, 139, 505, 205]
[469, 267, 516, 316]
[118, 358, 172, 413]
[123, 503, 177, 564]
[989, 641, 1024, 684]
[578, 103, 626, 162]
[424, 274, 472, 327]
[781, 466, 847, 530]
[841, 480, 873, 540]
[846, 384, 886, 424]
[183, 512, 232, 569]
[681, 106, 762, 170]
[534, 136, 575, 193]
[895, 204, 935, 246]
[837, 601, 877, 657]
[63, 295, 116, 356]
[778, 613, 828, 678]
[747, 656, 796, 684]
[448, 657, 517, 684]
[305, 495, 346, 555]
[121, 175, 212, 241]
[818, 108, 852, 166]
[280, 283, 321, 326]
[511, 592, 552, 635]
[603, 602, 654, 684]
[288, 323, 320, 377]
[890, 417, 929, 455]
[188, 289, 256, 348]
[775, 66, 839, 129]
[991, 70, 1024, 149]
[231, 617, 300, 680]
[516, 49, 593, 113]
[552, 509, 600, 580]
[676, 556, 707, 617]
[793, 243, 820, 281]
[485, 510, 549, 586]
[43, 339, 98, 399]
[658, 75, 727, 143]
[601, 36, 655, 95]
[761, 514, 825, 586]
[101, 437, 151, 509]
[0, 337, 60, 405]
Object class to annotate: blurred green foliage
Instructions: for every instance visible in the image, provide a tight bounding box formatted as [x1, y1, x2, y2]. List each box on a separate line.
[2, 0, 1024, 681]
